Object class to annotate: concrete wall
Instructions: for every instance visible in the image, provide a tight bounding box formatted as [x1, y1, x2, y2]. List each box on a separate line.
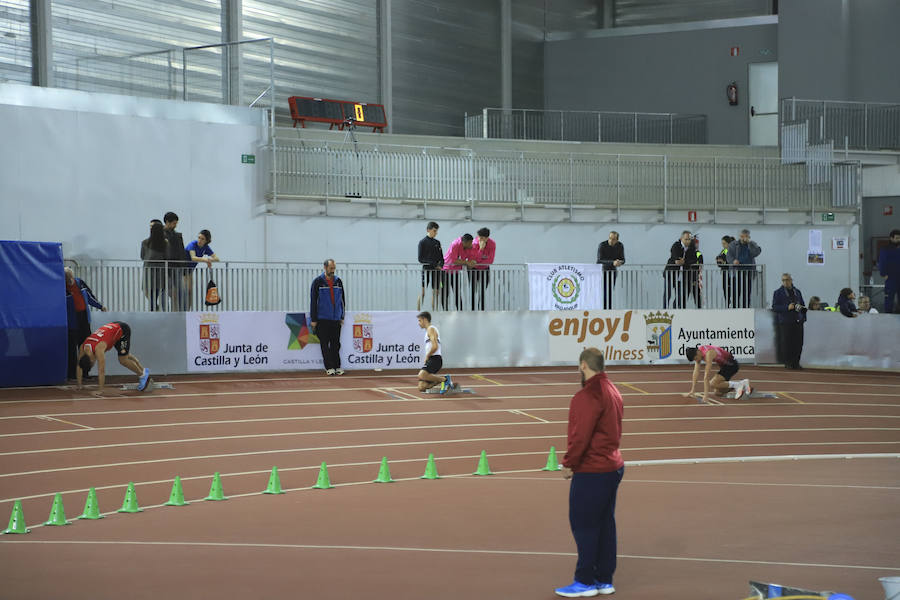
[779, 0, 900, 103]
[543, 22, 778, 145]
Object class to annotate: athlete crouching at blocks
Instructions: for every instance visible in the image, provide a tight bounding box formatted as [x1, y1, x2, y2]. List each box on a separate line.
[683, 344, 752, 404]
[416, 311, 456, 394]
[77, 321, 151, 395]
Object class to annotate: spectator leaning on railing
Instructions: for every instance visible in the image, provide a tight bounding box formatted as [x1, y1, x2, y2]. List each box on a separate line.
[726, 229, 761, 308]
[185, 229, 220, 310]
[664, 231, 702, 309]
[878, 228, 900, 313]
[596, 231, 625, 310]
[443, 233, 479, 311]
[836, 288, 858, 317]
[65, 267, 107, 380]
[472, 227, 496, 311]
[140, 219, 169, 311]
[772, 273, 806, 370]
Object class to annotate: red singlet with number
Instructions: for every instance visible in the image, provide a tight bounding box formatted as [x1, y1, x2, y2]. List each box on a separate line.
[82, 322, 123, 354]
[698, 344, 733, 366]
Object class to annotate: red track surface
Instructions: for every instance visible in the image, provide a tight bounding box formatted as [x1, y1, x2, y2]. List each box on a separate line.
[1, 366, 898, 599]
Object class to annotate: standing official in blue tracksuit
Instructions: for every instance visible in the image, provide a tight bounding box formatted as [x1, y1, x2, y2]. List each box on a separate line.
[772, 273, 806, 370]
[310, 259, 346, 376]
[878, 229, 900, 313]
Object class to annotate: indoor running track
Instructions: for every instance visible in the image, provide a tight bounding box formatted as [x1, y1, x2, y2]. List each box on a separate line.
[0, 365, 898, 600]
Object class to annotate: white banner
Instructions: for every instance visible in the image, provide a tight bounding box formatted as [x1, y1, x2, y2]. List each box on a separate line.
[547, 309, 756, 365]
[185, 311, 423, 372]
[528, 263, 605, 310]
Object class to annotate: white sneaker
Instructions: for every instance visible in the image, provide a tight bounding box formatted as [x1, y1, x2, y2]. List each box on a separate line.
[734, 381, 745, 400]
[334, 368, 345, 375]
[326, 369, 336, 376]
[743, 379, 753, 398]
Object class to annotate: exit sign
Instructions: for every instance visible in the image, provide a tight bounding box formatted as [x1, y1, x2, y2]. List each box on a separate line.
[821, 212, 835, 222]
[241, 154, 256, 164]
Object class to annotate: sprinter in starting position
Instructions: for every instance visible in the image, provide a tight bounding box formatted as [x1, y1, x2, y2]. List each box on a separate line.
[416, 311, 456, 394]
[77, 321, 151, 394]
[683, 344, 752, 404]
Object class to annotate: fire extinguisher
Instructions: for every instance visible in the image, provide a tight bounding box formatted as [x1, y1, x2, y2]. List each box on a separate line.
[727, 81, 738, 106]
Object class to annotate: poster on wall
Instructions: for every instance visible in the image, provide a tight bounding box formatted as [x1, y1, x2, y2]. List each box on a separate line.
[528, 263, 605, 310]
[831, 236, 848, 250]
[547, 309, 756, 365]
[185, 311, 422, 373]
[807, 229, 825, 265]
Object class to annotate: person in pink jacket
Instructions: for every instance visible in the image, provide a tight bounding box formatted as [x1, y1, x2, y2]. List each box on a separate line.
[471, 227, 496, 310]
[443, 233, 479, 310]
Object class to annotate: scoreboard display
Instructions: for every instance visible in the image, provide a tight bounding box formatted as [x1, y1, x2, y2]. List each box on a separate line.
[288, 96, 387, 132]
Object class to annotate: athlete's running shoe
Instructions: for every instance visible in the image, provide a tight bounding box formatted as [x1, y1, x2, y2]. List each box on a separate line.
[334, 368, 345, 375]
[594, 583, 615, 595]
[734, 380, 746, 400]
[137, 368, 151, 392]
[438, 380, 449, 394]
[554, 581, 600, 597]
[743, 379, 753, 398]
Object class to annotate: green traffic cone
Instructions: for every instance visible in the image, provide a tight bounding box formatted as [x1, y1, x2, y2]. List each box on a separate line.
[541, 446, 563, 471]
[473, 450, 494, 476]
[373, 457, 394, 483]
[421, 453, 440, 480]
[4, 500, 30, 534]
[204, 472, 227, 501]
[312, 462, 333, 489]
[44, 493, 70, 526]
[78, 487, 104, 520]
[165, 476, 189, 506]
[118, 482, 142, 513]
[263, 467, 285, 494]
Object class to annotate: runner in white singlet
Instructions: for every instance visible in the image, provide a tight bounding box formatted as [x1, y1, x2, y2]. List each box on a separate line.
[416, 311, 454, 394]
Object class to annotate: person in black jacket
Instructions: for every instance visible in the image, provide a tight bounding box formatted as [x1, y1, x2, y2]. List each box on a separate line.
[772, 273, 806, 369]
[310, 259, 346, 375]
[664, 231, 703, 309]
[836, 288, 858, 317]
[596, 231, 625, 309]
[417, 221, 446, 311]
[716, 235, 735, 307]
[163, 212, 188, 311]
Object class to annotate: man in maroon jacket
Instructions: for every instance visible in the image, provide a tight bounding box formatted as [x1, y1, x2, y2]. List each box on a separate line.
[555, 347, 625, 598]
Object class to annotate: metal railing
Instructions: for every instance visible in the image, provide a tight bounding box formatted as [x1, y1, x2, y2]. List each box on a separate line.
[69, 261, 765, 313]
[465, 108, 708, 144]
[780, 98, 900, 151]
[273, 138, 836, 214]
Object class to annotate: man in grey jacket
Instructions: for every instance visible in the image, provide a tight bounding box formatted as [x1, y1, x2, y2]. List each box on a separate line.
[726, 229, 762, 308]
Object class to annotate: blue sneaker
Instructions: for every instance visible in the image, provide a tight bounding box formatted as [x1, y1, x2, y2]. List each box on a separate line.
[137, 368, 151, 392]
[594, 582, 615, 595]
[438, 375, 453, 395]
[554, 581, 600, 597]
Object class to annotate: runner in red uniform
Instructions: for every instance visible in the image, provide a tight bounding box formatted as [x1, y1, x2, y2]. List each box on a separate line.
[77, 322, 151, 394]
[682, 344, 752, 404]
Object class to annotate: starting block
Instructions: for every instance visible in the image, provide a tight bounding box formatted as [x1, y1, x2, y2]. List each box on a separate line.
[424, 386, 474, 395]
[748, 580, 846, 600]
[119, 381, 174, 391]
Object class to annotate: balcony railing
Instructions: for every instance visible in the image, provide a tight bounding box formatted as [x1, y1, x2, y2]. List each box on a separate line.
[465, 108, 708, 144]
[68, 261, 766, 313]
[780, 98, 900, 151]
[272, 138, 838, 215]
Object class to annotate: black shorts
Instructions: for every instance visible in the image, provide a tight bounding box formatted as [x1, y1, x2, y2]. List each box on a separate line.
[421, 266, 442, 290]
[717, 360, 739, 381]
[113, 322, 132, 356]
[422, 355, 443, 374]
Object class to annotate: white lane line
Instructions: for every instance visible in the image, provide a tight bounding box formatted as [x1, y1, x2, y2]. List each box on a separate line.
[485, 476, 900, 491]
[3, 439, 898, 480]
[2, 376, 897, 406]
[35, 415, 93, 430]
[0, 539, 894, 572]
[509, 409, 550, 423]
[0, 420, 562, 457]
[2, 422, 895, 458]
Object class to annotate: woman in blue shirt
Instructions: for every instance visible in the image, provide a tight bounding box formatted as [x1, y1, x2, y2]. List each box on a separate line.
[184, 229, 220, 310]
